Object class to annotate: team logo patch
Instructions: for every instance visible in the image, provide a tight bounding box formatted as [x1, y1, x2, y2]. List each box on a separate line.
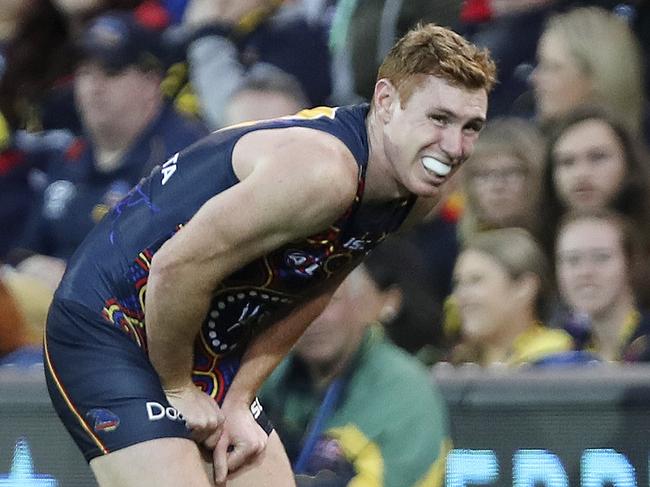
[250, 398, 263, 419]
[86, 408, 120, 433]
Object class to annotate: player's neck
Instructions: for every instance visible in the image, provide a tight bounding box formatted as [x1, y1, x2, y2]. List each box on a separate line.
[364, 112, 411, 202]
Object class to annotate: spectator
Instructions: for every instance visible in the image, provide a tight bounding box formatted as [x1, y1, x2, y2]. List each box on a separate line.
[13, 11, 208, 271]
[260, 263, 450, 487]
[362, 236, 443, 357]
[449, 228, 573, 366]
[459, 0, 559, 118]
[0, 0, 42, 258]
[0, 0, 149, 134]
[530, 6, 645, 136]
[0, 128, 36, 260]
[555, 209, 650, 362]
[328, 0, 462, 104]
[0, 131, 76, 261]
[459, 116, 546, 243]
[223, 63, 310, 126]
[181, 0, 332, 129]
[539, 105, 650, 256]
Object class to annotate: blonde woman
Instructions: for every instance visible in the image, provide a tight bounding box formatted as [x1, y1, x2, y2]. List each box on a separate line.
[459, 117, 546, 243]
[531, 6, 645, 134]
[450, 228, 573, 366]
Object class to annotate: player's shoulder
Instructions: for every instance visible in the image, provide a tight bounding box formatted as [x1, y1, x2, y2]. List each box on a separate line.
[291, 126, 359, 179]
[237, 124, 359, 205]
[286, 128, 359, 207]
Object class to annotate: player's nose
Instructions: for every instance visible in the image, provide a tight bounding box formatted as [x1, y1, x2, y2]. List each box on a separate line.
[439, 128, 464, 160]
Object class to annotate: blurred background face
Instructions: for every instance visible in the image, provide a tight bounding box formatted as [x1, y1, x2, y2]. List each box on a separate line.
[532, 32, 592, 121]
[556, 218, 629, 317]
[224, 90, 304, 126]
[294, 267, 386, 367]
[552, 119, 626, 210]
[75, 61, 160, 138]
[470, 153, 529, 227]
[453, 249, 518, 344]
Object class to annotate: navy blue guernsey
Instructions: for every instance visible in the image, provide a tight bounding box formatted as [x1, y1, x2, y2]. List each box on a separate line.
[55, 104, 415, 399]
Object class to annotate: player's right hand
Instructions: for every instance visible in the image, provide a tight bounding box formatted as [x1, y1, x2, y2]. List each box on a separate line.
[164, 382, 225, 450]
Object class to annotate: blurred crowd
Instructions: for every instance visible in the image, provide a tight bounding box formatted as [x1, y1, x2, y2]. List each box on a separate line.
[2, 0, 650, 485]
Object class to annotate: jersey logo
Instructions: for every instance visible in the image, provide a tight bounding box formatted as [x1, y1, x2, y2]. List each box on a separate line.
[343, 237, 370, 251]
[161, 153, 179, 185]
[250, 398, 263, 419]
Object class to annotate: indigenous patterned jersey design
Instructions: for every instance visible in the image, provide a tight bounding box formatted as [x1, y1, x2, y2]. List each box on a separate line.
[55, 104, 415, 402]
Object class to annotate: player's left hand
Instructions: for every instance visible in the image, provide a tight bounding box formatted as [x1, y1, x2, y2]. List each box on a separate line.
[212, 398, 268, 485]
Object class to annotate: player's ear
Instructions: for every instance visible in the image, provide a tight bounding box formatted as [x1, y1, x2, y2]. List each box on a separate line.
[373, 78, 398, 123]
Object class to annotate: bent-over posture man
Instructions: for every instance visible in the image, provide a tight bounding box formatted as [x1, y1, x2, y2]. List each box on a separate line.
[44, 23, 495, 487]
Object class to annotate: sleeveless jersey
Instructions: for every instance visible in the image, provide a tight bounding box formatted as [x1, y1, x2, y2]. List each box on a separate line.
[55, 104, 415, 382]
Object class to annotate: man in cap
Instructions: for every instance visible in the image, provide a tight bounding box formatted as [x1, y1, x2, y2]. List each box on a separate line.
[15, 12, 208, 272]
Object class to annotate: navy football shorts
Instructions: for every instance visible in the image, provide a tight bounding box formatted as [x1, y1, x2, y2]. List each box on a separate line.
[44, 298, 273, 462]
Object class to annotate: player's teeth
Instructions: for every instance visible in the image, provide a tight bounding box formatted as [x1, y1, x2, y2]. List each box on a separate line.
[422, 156, 451, 176]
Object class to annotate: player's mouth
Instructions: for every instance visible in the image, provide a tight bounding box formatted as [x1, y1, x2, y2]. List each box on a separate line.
[422, 156, 452, 177]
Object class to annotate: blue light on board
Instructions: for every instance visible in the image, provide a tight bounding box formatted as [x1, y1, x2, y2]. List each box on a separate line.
[0, 438, 58, 487]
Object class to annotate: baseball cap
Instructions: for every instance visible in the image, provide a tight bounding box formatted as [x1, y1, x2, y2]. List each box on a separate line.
[78, 12, 164, 73]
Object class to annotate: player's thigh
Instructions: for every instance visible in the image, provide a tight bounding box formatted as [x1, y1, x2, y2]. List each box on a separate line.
[227, 431, 296, 487]
[91, 437, 213, 487]
[45, 299, 191, 460]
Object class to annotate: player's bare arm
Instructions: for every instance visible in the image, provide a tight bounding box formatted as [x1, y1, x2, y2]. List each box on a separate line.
[144, 129, 358, 440]
[212, 281, 344, 483]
